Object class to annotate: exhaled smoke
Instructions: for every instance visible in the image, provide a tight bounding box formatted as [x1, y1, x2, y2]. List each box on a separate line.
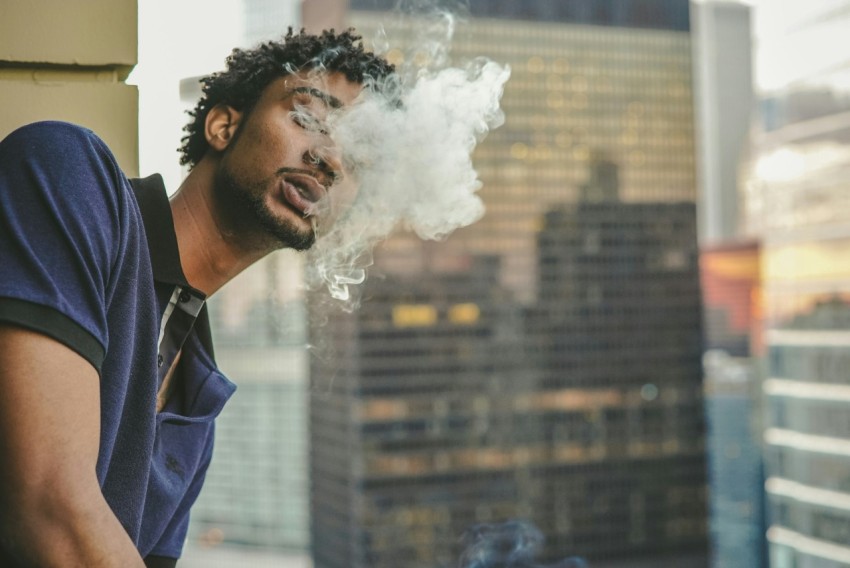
[459, 521, 589, 568]
[303, 7, 510, 308]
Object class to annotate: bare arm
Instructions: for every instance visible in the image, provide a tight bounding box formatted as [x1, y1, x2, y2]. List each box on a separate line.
[0, 326, 146, 567]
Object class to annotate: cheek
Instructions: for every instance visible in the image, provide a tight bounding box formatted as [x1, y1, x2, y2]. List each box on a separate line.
[237, 116, 297, 166]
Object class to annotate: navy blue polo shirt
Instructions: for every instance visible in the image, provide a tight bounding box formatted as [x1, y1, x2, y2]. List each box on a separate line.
[0, 121, 236, 562]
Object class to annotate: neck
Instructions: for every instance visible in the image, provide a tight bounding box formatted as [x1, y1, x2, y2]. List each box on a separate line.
[169, 158, 270, 296]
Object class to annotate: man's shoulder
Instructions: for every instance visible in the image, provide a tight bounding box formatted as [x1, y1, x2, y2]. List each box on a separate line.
[1, 121, 122, 174]
[0, 120, 138, 263]
[2, 120, 97, 147]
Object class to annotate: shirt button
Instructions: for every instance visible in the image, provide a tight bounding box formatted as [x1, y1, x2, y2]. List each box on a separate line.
[157, 354, 164, 367]
[178, 291, 191, 303]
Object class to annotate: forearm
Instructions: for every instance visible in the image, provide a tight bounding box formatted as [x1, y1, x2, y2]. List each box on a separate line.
[0, 327, 146, 567]
[1, 487, 146, 567]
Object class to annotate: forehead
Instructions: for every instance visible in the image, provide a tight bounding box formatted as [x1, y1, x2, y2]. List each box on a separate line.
[264, 72, 362, 109]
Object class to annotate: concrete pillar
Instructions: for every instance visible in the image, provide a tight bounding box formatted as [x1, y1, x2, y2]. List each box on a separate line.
[0, 0, 139, 175]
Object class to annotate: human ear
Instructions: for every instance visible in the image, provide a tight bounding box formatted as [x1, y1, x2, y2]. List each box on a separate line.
[205, 104, 243, 151]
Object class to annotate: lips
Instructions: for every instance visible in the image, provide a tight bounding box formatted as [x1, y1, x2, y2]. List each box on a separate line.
[280, 173, 327, 216]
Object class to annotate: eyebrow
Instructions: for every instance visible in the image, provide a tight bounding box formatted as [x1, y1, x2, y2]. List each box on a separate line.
[287, 86, 344, 109]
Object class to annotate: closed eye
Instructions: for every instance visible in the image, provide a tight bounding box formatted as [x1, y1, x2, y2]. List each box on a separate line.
[291, 108, 330, 136]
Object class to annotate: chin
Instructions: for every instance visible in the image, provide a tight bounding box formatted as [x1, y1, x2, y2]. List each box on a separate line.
[252, 195, 316, 251]
[281, 230, 316, 251]
[265, 217, 316, 251]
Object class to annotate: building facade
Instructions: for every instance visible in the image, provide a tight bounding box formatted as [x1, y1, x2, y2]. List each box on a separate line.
[703, 352, 766, 568]
[690, 4, 762, 565]
[690, 1, 753, 245]
[530, 198, 706, 563]
[699, 243, 766, 568]
[746, 1, 850, 566]
[306, 1, 707, 566]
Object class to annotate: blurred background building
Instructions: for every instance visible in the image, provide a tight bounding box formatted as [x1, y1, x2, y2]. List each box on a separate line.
[306, 1, 708, 567]
[700, 242, 767, 568]
[691, 3, 767, 568]
[704, 351, 768, 568]
[744, 0, 850, 566]
[691, 0, 753, 246]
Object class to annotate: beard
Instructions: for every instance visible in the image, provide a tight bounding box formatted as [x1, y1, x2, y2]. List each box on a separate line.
[213, 165, 317, 252]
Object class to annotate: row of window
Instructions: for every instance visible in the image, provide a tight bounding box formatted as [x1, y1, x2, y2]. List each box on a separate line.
[766, 446, 850, 494]
[768, 397, 850, 439]
[769, 344, 850, 384]
[771, 497, 850, 551]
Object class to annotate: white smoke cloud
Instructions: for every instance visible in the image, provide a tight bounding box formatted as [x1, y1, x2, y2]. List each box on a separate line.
[304, 10, 510, 308]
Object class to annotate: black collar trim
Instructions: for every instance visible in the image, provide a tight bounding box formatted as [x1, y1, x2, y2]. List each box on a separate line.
[130, 174, 215, 358]
[129, 174, 205, 298]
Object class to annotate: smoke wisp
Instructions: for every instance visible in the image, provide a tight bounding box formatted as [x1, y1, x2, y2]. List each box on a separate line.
[303, 8, 510, 308]
[459, 520, 589, 568]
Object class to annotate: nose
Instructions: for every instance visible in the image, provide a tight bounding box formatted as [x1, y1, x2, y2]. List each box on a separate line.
[304, 145, 343, 188]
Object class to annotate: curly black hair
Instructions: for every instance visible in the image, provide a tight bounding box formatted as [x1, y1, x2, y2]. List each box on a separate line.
[179, 28, 395, 168]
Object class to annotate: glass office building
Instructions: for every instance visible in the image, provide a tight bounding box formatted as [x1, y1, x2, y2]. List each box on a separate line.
[699, 243, 766, 568]
[746, 1, 850, 566]
[307, 1, 707, 567]
[704, 357, 767, 568]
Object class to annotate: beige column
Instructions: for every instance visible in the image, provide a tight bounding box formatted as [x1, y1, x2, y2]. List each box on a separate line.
[0, 0, 139, 175]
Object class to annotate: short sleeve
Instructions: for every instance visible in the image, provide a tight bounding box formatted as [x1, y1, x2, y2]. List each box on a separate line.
[0, 121, 127, 371]
[146, 426, 216, 560]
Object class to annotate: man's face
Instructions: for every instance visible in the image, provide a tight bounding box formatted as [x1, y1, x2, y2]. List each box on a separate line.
[214, 72, 362, 251]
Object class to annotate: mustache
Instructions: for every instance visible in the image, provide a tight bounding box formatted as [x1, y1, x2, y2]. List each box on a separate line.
[276, 166, 319, 176]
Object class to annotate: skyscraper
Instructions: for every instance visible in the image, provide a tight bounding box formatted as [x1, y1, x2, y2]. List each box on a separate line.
[531, 196, 705, 563]
[745, 1, 850, 565]
[691, 1, 753, 245]
[306, 1, 707, 566]
[700, 242, 766, 568]
[690, 4, 762, 565]
[703, 350, 767, 568]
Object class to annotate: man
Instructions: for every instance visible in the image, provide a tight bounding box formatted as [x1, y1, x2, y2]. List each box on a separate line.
[0, 29, 394, 567]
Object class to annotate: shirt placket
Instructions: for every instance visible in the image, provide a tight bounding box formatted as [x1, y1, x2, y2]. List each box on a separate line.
[156, 286, 204, 384]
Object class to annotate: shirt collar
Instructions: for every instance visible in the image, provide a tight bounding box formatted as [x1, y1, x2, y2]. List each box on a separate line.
[130, 174, 203, 295]
[130, 174, 215, 358]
